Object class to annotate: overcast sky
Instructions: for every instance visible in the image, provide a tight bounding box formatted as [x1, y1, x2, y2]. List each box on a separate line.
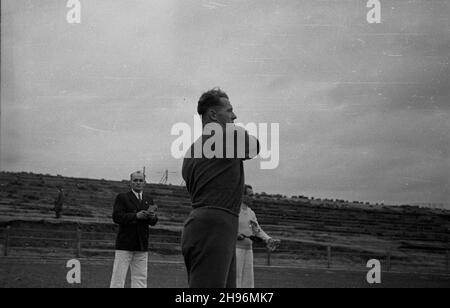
[1, 0, 449, 206]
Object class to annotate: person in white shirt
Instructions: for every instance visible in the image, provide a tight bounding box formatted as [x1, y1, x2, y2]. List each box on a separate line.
[236, 185, 280, 288]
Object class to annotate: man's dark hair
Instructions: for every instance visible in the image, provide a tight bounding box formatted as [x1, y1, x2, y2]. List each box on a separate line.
[244, 185, 253, 195]
[197, 88, 229, 116]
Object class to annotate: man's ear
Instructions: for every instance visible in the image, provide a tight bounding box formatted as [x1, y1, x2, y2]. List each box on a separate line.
[207, 108, 217, 121]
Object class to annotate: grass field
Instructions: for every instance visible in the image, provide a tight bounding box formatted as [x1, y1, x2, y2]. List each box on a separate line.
[0, 257, 449, 288]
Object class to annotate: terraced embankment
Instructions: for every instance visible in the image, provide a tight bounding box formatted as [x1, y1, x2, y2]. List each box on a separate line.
[0, 172, 449, 272]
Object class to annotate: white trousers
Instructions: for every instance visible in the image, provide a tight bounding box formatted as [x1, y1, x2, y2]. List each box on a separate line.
[110, 250, 148, 288]
[236, 247, 254, 288]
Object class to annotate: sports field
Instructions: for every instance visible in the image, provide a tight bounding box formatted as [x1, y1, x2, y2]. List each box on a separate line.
[0, 257, 449, 288]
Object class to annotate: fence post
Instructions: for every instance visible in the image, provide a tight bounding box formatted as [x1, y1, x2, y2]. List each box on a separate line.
[386, 251, 391, 272]
[266, 248, 271, 266]
[4, 226, 11, 257]
[327, 246, 331, 269]
[76, 227, 82, 258]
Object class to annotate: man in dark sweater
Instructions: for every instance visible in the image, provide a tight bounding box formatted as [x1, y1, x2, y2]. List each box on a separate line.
[110, 171, 158, 288]
[181, 88, 260, 288]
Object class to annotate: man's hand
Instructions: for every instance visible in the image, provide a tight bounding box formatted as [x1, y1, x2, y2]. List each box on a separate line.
[146, 204, 158, 219]
[136, 210, 150, 220]
[266, 238, 281, 252]
[148, 205, 158, 213]
[146, 211, 157, 220]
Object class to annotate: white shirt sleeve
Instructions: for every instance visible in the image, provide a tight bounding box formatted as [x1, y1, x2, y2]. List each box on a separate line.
[249, 208, 271, 241]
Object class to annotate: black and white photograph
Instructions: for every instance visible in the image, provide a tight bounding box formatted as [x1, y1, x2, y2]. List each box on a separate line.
[0, 0, 449, 291]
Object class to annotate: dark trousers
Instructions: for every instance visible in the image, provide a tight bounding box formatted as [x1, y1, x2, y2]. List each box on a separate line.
[54, 205, 62, 219]
[181, 207, 238, 288]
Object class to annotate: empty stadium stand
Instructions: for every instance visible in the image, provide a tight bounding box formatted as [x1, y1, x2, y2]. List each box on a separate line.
[0, 172, 449, 272]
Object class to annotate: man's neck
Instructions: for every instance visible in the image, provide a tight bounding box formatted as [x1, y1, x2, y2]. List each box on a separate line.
[132, 189, 142, 195]
[202, 119, 224, 130]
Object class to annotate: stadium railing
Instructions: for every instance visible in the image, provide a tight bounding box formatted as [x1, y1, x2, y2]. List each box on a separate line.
[1, 225, 449, 274]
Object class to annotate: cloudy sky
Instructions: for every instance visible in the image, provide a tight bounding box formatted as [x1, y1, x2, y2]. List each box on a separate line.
[1, 0, 449, 206]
